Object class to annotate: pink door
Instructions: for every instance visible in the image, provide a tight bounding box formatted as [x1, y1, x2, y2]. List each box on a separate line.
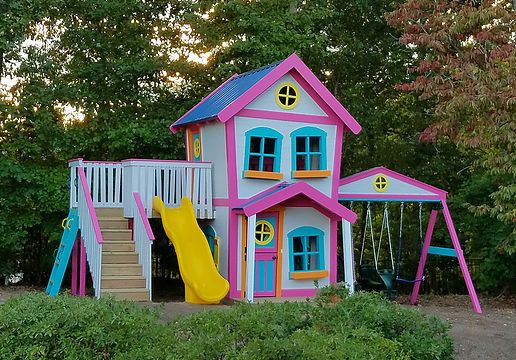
[254, 212, 278, 297]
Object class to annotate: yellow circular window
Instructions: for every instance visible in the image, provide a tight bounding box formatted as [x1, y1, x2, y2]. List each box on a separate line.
[275, 82, 299, 110]
[255, 220, 274, 246]
[373, 174, 389, 192]
[193, 138, 201, 158]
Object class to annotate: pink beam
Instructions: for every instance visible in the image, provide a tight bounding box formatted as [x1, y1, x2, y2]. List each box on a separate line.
[410, 209, 438, 305]
[442, 201, 482, 314]
[79, 238, 86, 297]
[71, 236, 78, 296]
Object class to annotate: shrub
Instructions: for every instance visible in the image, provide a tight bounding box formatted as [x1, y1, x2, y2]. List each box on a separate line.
[0, 289, 453, 359]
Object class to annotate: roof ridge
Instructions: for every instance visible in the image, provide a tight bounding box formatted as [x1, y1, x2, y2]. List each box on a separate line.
[234, 59, 284, 79]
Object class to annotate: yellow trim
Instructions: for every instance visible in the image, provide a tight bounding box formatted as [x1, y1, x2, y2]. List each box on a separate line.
[241, 216, 247, 299]
[290, 270, 329, 280]
[275, 82, 300, 110]
[244, 170, 283, 180]
[255, 220, 274, 246]
[275, 207, 284, 298]
[373, 174, 389, 192]
[292, 170, 331, 178]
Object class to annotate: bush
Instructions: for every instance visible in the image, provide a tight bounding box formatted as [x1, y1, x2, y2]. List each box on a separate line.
[0, 289, 453, 359]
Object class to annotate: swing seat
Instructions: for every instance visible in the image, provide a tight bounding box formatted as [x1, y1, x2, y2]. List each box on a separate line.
[358, 266, 396, 300]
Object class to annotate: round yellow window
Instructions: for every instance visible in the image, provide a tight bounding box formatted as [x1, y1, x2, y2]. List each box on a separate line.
[275, 82, 299, 110]
[255, 220, 274, 246]
[193, 138, 201, 158]
[373, 174, 389, 192]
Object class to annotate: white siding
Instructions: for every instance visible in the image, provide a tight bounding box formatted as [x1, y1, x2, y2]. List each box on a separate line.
[339, 174, 437, 197]
[210, 206, 229, 278]
[245, 73, 327, 116]
[234, 117, 336, 199]
[201, 122, 228, 198]
[281, 207, 331, 290]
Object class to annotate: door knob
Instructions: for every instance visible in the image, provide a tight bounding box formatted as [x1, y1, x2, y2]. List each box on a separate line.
[272, 256, 277, 260]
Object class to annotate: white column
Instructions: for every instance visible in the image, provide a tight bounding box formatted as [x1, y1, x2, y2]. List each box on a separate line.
[342, 219, 355, 294]
[245, 214, 257, 303]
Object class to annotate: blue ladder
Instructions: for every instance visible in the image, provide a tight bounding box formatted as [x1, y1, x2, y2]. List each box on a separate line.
[46, 208, 79, 297]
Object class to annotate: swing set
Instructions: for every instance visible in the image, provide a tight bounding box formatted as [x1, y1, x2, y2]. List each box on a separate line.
[338, 167, 482, 314]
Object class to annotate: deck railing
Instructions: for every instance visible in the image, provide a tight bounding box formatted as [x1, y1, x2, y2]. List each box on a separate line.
[76, 167, 103, 298]
[69, 159, 214, 219]
[132, 192, 154, 300]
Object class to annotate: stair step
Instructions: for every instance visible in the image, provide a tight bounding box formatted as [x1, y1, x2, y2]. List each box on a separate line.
[98, 218, 128, 229]
[102, 229, 132, 241]
[95, 208, 124, 217]
[102, 288, 149, 301]
[103, 241, 135, 252]
[102, 275, 146, 289]
[103, 252, 138, 264]
[103, 263, 142, 276]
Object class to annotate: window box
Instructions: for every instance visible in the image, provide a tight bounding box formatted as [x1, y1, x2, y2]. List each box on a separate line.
[292, 170, 331, 178]
[289, 270, 328, 280]
[244, 170, 283, 180]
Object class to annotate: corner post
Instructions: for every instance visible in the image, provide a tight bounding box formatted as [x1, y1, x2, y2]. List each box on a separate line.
[245, 214, 257, 303]
[341, 219, 355, 294]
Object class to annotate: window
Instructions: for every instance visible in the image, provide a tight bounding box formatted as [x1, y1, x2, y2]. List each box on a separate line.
[255, 220, 274, 246]
[275, 82, 300, 110]
[290, 127, 330, 178]
[288, 226, 328, 279]
[244, 127, 283, 180]
[373, 174, 389, 192]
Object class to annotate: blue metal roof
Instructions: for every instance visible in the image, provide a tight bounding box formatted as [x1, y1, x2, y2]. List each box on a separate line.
[174, 60, 284, 127]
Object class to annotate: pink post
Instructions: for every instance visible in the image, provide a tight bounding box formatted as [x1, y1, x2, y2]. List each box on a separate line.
[79, 237, 86, 297]
[442, 201, 482, 314]
[410, 209, 438, 305]
[71, 237, 78, 295]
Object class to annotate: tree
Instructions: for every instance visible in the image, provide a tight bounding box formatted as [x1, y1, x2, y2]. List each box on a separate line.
[386, 0, 516, 257]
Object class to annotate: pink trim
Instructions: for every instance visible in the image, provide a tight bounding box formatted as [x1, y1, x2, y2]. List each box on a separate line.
[225, 119, 239, 207]
[133, 192, 155, 241]
[218, 53, 361, 134]
[68, 158, 83, 163]
[442, 201, 482, 314]
[236, 109, 336, 125]
[264, 197, 349, 221]
[228, 211, 240, 299]
[71, 237, 78, 296]
[332, 123, 344, 199]
[281, 288, 318, 298]
[81, 160, 121, 165]
[242, 181, 357, 223]
[339, 167, 447, 197]
[79, 238, 86, 297]
[120, 158, 212, 164]
[410, 209, 438, 305]
[77, 167, 104, 244]
[330, 220, 337, 283]
[339, 194, 442, 201]
[213, 198, 230, 206]
[170, 73, 238, 133]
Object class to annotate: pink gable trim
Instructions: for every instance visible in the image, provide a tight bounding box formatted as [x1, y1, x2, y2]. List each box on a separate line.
[241, 182, 357, 223]
[170, 74, 238, 133]
[339, 167, 447, 197]
[218, 53, 361, 135]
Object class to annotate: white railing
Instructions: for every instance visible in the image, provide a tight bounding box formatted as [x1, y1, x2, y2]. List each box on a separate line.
[122, 159, 214, 219]
[132, 192, 154, 300]
[70, 159, 123, 209]
[69, 158, 214, 219]
[77, 167, 103, 299]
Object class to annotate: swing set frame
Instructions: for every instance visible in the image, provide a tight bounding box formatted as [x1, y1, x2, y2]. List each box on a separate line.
[339, 167, 482, 314]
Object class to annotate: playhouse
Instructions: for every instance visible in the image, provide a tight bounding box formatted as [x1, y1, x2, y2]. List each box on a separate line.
[46, 53, 481, 313]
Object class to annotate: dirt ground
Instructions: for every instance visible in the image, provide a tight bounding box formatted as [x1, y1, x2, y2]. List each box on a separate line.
[1, 287, 514, 360]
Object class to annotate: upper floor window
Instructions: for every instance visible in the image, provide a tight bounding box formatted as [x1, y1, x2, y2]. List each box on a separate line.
[275, 82, 300, 110]
[290, 127, 330, 178]
[244, 127, 283, 180]
[288, 226, 328, 279]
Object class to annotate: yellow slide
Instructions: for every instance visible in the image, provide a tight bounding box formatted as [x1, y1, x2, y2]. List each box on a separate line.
[153, 196, 229, 304]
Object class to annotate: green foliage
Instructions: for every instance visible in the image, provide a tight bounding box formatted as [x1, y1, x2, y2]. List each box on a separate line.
[0, 290, 453, 359]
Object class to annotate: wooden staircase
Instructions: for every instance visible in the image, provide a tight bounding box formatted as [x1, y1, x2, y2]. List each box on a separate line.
[96, 208, 150, 301]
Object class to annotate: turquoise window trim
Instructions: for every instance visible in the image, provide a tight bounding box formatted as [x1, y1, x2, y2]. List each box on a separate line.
[243, 127, 283, 175]
[287, 226, 325, 274]
[290, 127, 327, 172]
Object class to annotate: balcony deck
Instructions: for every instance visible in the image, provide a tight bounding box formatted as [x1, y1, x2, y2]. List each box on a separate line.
[69, 159, 214, 219]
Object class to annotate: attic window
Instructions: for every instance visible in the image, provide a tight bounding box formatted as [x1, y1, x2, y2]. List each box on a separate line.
[276, 82, 299, 110]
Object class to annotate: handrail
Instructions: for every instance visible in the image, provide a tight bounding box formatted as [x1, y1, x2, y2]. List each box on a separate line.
[78, 167, 103, 244]
[133, 192, 155, 241]
[132, 191, 154, 300]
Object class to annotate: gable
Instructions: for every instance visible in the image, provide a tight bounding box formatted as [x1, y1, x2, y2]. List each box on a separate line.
[338, 167, 446, 201]
[244, 73, 327, 117]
